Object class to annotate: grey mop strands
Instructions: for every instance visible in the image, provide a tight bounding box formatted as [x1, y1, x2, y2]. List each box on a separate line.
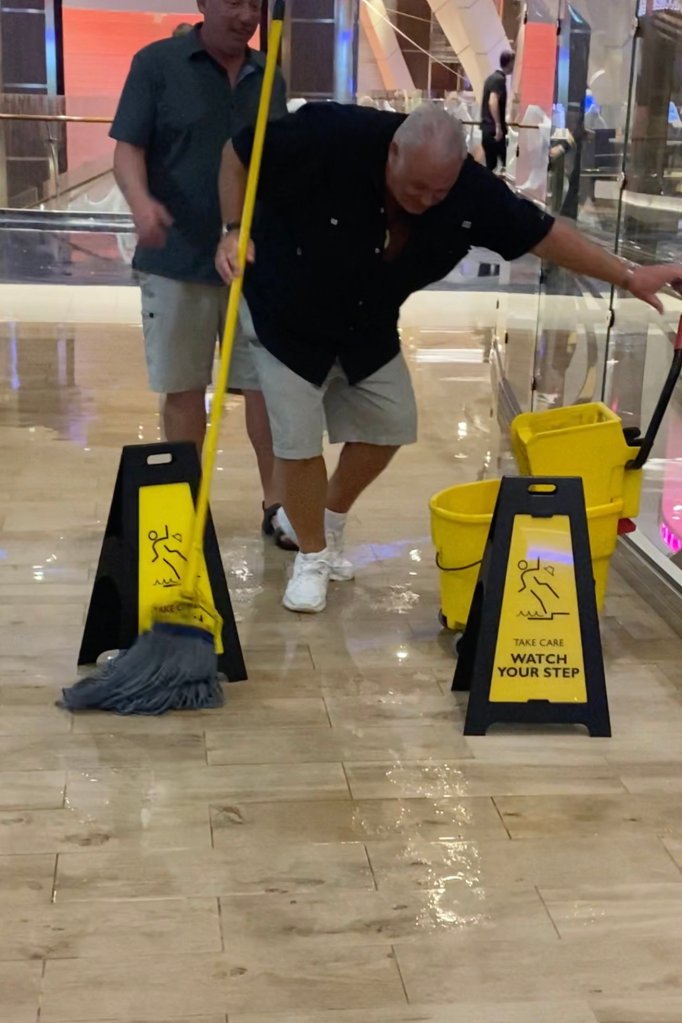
[59, 625, 222, 714]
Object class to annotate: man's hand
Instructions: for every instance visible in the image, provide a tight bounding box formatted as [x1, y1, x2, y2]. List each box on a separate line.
[131, 197, 173, 248]
[626, 264, 682, 314]
[495, 125, 504, 142]
[215, 230, 255, 285]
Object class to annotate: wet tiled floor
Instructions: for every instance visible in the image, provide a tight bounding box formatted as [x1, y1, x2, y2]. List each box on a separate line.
[0, 291, 681, 1022]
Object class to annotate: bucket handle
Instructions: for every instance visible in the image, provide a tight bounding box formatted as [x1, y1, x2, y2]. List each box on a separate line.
[626, 313, 682, 470]
[435, 553, 483, 573]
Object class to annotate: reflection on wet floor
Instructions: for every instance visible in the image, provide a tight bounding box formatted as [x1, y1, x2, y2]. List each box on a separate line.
[0, 294, 681, 1022]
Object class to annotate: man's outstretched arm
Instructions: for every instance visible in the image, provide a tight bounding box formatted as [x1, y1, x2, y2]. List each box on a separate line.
[533, 217, 682, 314]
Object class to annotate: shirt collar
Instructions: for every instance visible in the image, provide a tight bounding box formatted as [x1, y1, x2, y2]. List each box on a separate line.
[185, 24, 266, 74]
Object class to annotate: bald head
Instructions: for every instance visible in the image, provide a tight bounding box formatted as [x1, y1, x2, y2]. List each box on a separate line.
[386, 104, 467, 214]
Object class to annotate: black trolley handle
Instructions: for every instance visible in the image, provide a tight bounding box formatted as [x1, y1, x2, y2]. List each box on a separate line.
[626, 314, 682, 471]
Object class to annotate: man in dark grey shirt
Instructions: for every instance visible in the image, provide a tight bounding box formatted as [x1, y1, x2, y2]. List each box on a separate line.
[481, 50, 514, 172]
[110, 0, 288, 530]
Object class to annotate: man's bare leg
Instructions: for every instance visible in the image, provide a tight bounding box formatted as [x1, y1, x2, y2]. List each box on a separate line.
[162, 389, 206, 452]
[326, 442, 399, 513]
[276, 455, 327, 553]
[243, 389, 277, 507]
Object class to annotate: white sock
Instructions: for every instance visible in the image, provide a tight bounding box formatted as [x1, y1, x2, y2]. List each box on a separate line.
[325, 509, 347, 533]
[298, 547, 329, 561]
[275, 506, 299, 544]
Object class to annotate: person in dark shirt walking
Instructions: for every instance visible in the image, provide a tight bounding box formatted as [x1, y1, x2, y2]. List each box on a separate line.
[110, 0, 290, 539]
[481, 50, 515, 172]
[215, 102, 682, 614]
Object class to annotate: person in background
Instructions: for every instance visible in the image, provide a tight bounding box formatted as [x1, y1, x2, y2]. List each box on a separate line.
[215, 101, 682, 615]
[110, 0, 294, 544]
[481, 49, 515, 173]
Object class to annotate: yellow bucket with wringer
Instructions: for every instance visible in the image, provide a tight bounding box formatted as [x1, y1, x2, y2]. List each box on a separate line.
[431, 317, 682, 634]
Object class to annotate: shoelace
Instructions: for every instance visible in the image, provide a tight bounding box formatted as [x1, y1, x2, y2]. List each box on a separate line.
[295, 558, 329, 580]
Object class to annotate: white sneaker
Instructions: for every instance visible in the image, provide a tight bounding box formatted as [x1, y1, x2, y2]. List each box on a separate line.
[283, 550, 331, 613]
[326, 526, 355, 582]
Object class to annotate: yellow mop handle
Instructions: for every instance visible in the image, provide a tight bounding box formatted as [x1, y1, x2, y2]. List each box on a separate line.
[182, 3, 285, 599]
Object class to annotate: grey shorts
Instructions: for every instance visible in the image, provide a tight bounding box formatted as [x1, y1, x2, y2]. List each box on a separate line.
[251, 343, 418, 459]
[139, 273, 260, 393]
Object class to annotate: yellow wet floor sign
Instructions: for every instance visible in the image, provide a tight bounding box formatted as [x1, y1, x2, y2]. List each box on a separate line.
[490, 514, 586, 704]
[453, 477, 610, 737]
[79, 442, 246, 681]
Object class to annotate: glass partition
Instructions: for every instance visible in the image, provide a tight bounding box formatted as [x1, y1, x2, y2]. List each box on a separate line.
[519, 0, 682, 584]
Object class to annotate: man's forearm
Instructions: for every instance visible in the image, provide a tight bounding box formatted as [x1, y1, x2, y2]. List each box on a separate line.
[533, 218, 632, 290]
[489, 93, 502, 131]
[219, 142, 248, 226]
[113, 141, 151, 210]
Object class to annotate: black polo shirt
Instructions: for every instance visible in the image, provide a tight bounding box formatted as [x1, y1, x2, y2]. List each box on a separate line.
[232, 103, 554, 386]
[482, 69, 508, 135]
[110, 26, 287, 284]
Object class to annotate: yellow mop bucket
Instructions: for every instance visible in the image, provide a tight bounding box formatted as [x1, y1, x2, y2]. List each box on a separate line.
[430, 478, 623, 631]
[430, 479, 500, 632]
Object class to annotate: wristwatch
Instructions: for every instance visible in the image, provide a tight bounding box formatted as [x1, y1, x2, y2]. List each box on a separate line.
[223, 221, 241, 235]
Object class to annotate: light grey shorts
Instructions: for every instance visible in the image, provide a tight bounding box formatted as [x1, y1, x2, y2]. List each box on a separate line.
[139, 273, 259, 394]
[251, 343, 418, 459]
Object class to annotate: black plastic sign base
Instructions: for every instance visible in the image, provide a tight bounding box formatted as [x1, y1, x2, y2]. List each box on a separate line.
[79, 442, 246, 682]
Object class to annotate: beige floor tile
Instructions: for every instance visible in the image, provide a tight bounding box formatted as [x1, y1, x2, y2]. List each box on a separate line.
[324, 694, 462, 728]
[0, 897, 221, 960]
[464, 733, 613, 765]
[57, 1019, 226, 1023]
[206, 723, 471, 765]
[309, 638, 455, 674]
[0, 961, 43, 1023]
[366, 835, 682, 890]
[0, 732, 207, 770]
[72, 696, 330, 733]
[394, 935, 682, 1005]
[0, 770, 65, 810]
[224, 669, 442, 699]
[345, 761, 626, 799]
[55, 843, 375, 901]
[65, 762, 350, 808]
[495, 793, 682, 839]
[0, 803, 212, 855]
[230, 1003, 598, 1023]
[662, 837, 682, 871]
[243, 644, 315, 673]
[591, 998, 682, 1022]
[0, 704, 72, 735]
[618, 764, 682, 793]
[41, 947, 405, 1020]
[218, 885, 556, 952]
[0, 853, 56, 907]
[210, 796, 508, 846]
[541, 883, 682, 939]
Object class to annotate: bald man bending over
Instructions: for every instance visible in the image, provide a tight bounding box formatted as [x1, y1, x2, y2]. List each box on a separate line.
[215, 102, 682, 614]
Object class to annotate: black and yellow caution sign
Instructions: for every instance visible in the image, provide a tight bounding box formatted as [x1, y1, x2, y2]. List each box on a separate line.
[79, 442, 246, 682]
[453, 476, 610, 736]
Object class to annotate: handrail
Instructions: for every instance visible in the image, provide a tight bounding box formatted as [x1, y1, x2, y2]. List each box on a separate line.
[0, 112, 537, 128]
[0, 113, 113, 124]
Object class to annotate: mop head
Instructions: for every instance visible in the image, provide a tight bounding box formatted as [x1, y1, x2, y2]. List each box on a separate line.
[59, 622, 223, 715]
